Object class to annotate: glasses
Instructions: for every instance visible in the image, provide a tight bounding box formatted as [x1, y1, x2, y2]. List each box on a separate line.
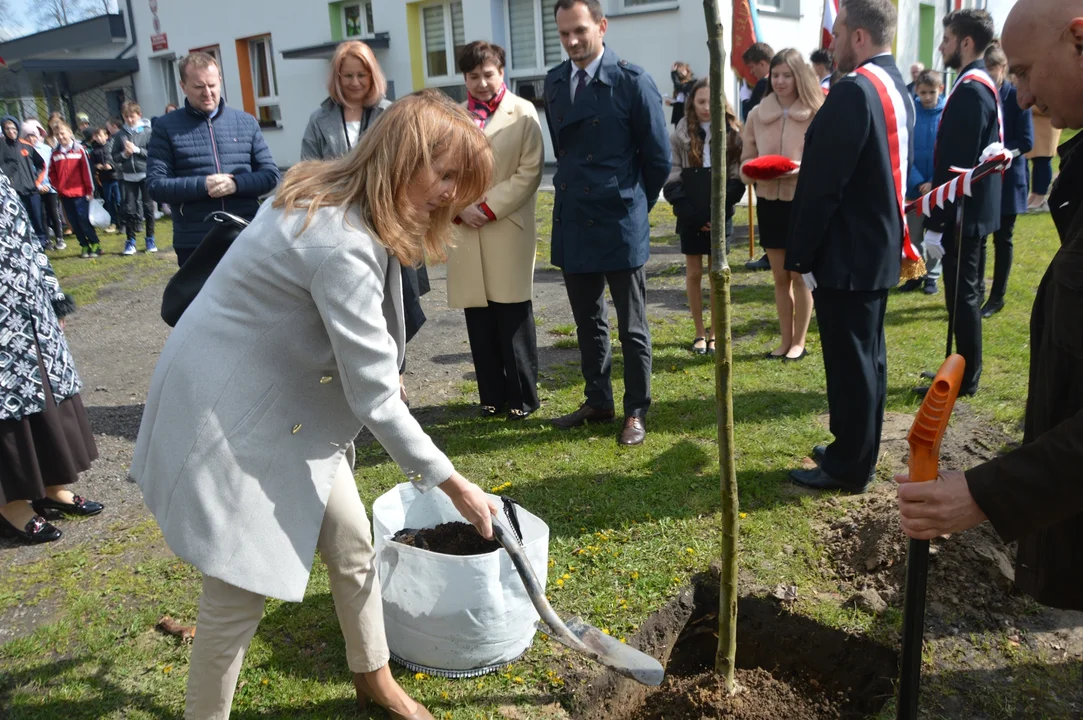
[339, 73, 369, 84]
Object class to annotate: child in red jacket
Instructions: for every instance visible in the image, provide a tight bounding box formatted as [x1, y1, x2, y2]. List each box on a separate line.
[49, 122, 101, 258]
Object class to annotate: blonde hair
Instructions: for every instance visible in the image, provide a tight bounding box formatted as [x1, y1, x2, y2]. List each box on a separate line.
[329, 41, 387, 109]
[768, 48, 825, 114]
[273, 90, 493, 267]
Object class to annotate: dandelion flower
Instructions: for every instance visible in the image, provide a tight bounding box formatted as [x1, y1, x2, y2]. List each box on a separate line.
[414, 672, 429, 680]
[739, 512, 748, 519]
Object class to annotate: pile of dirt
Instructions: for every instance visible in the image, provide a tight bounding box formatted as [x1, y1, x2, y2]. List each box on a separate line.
[632, 668, 842, 720]
[391, 522, 500, 556]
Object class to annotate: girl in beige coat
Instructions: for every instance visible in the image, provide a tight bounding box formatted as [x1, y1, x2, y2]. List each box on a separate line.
[740, 48, 823, 360]
[447, 42, 544, 419]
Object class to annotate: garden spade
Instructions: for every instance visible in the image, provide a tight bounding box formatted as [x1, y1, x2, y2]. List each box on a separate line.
[492, 522, 665, 686]
[897, 353, 965, 720]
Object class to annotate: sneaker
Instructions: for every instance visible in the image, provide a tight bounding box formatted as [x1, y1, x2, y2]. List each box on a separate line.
[55, 240, 67, 251]
[80, 249, 91, 259]
[145, 237, 158, 253]
[923, 280, 939, 295]
[104, 224, 117, 235]
[90, 243, 102, 258]
[123, 238, 137, 255]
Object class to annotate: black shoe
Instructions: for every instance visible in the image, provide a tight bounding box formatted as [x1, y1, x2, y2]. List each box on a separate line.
[552, 403, 616, 429]
[919, 370, 937, 381]
[745, 254, 771, 271]
[898, 278, 924, 292]
[783, 348, 808, 362]
[480, 405, 499, 417]
[32, 494, 104, 518]
[923, 280, 939, 295]
[789, 467, 869, 494]
[764, 351, 786, 360]
[691, 336, 707, 355]
[981, 299, 1004, 318]
[0, 514, 62, 543]
[812, 445, 827, 464]
[914, 385, 976, 398]
[507, 408, 535, 421]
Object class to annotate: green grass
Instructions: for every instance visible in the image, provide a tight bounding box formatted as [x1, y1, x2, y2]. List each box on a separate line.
[49, 223, 178, 306]
[0, 200, 1067, 719]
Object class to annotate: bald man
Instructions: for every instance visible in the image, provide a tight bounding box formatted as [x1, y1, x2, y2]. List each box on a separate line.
[895, 0, 1083, 613]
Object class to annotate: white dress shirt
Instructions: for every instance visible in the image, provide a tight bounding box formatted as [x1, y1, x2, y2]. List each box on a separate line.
[570, 51, 605, 102]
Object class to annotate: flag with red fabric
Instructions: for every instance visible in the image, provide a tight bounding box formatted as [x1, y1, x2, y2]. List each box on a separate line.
[732, 0, 762, 87]
[822, 0, 839, 49]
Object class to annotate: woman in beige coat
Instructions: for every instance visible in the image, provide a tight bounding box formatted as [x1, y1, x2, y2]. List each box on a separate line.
[740, 48, 823, 360]
[132, 92, 496, 720]
[447, 41, 544, 419]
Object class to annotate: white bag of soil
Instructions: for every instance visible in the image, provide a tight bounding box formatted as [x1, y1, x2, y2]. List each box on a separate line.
[372, 483, 549, 676]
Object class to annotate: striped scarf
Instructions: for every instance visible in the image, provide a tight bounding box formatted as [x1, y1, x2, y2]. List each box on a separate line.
[467, 84, 507, 129]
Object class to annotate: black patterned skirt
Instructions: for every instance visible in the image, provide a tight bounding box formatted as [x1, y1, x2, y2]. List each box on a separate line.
[0, 341, 97, 506]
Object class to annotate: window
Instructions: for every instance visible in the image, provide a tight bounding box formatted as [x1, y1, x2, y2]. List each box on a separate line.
[507, 0, 562, 74]
[344, 1, 375, 38]
[249, 35, 281, 126]
[421, 1, 466, 81]
[189, 44, 226, 100]
[756, 0, 799, 16]
[620, 0, 675, 6]
[157, 56, 180, 107]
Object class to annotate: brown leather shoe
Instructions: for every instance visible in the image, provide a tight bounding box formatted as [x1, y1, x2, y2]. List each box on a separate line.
[551, 402, 616, 429]
[619, 416, 646, 446]
[354, 673, 435, 720]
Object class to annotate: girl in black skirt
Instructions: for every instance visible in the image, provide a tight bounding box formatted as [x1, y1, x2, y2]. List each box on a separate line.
[0, 173, 102, 545]
[663, 79, 745, 354]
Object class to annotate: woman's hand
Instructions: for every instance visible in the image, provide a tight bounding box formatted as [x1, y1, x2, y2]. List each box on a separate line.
[438, 472, 499, 539]
[459, 204, 490, 229]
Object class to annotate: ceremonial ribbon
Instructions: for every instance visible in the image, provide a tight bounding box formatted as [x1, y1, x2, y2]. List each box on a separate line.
[906, 145, 1015, 217]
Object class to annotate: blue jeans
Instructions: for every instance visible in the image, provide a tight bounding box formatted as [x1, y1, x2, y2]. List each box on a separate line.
[102, 180, 122, 227]
[60, 197, 101, 249]
[1031, 156, 1054, 196]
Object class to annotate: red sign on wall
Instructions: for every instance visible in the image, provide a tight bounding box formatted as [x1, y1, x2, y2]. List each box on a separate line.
[151, 33, 169, 51]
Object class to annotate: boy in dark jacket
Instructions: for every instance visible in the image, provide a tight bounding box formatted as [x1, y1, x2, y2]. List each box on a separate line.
[1, 115, 48, 246]
[89, 127, 119, 234]
[113, 102, 156, 255]
[900, 69, 945, 294]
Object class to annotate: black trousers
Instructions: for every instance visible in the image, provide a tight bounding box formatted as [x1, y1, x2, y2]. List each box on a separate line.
[17, 192, 45, 245]
[121, 179, 155, 238]
[942, 230, 984, 394]
[815, 287, 888, 485]
[983, 214, 1016, 304]
[464, 300, 540, 413]
[42, 194, 63, 240]
[563, 266, 651, 418]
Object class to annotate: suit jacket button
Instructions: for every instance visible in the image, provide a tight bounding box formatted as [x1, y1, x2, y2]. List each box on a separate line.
[560, 183, 567, 190]
[556, 116, 563, 122]
[292, 424, 302, 434]
[587, 220, 594, 226]
[586, 154, 593, 161]
[592, 119, 600, 126]
[320, 376, 333, 384]
[583, 187, 590, 194]
[559, 149, 566, 157]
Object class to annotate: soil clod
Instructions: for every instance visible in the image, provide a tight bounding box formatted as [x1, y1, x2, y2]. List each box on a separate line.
[391, 522, 500, 556]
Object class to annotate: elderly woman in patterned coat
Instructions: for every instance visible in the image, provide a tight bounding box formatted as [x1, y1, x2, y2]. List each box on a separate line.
[0, 172, 102, 545]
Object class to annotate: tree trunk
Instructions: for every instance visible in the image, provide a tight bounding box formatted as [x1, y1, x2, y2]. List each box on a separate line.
[703, 0, 739, 695]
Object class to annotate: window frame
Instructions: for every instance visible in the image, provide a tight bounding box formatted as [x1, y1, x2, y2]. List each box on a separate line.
[612, 0, 679, 13]
[247, 35, 281, 128]
[505, 0, 564, 78]
[342, 1, 375, 39]
[755, 0, 800, 19]
[419, 0, 466, 87]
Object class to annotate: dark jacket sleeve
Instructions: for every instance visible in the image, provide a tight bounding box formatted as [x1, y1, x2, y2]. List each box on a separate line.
[631, 72, 672, 212]
[234, 120, 281, 198]
[1006, 89, 1034, 156]
[927, 86, 989, 232]
[966, 409, 1083, 542]
[146, 122, 212, 204]
[784, 82, 871, 273]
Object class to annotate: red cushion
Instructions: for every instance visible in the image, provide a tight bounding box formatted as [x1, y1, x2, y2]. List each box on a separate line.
[741, 155, 800, 180]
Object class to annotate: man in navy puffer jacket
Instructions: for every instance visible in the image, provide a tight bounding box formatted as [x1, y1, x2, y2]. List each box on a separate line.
[147, 52, 281, 266]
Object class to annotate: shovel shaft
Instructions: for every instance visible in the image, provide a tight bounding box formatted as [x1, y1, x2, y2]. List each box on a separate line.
[898, 538, 930, 720]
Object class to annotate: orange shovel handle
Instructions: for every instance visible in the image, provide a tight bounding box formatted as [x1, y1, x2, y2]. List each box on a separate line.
[906, 354, 966, 483]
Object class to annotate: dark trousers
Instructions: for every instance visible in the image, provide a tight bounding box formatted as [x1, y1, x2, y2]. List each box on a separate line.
[18, 192, 46, 246]
[42, 193, 63, 240]
[815, 288, 889, 485]
[1031, 156, 1054, 196]
[983, 214, 1016, 304]
[942, 230, 984, 394]
[60, 197, 100, 249]
[102, 180, 121, 227]
[121, 179, 155, 238]
[563, 266, 651, 417]
[176, 246, 195, 267]
[464, 300, 540, 413]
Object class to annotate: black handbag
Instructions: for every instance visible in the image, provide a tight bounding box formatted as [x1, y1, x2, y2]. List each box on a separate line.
[160, 211, 250, 327]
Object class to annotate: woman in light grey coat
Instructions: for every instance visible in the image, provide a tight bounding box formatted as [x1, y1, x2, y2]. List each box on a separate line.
[131, 91, 495, 720]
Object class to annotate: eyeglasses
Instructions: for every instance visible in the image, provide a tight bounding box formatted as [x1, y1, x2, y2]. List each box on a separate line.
[339, 73, 369, 83]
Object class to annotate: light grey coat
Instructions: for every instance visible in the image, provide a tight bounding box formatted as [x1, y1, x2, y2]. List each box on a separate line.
[300, 97, 392, 162]
[130, 201, 454, 602]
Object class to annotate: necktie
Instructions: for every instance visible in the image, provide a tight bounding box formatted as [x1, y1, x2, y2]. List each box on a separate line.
[574, 68, 589, 103]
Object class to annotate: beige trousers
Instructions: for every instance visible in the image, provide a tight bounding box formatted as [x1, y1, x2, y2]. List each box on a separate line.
[184, 457, 389, 720]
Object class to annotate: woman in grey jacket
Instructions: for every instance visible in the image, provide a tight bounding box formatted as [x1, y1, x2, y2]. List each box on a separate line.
[301, 40, 425, 406]
[133, 91, 495, 720]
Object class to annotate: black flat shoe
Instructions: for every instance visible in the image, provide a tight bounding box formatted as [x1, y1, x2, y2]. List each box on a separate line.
[479, 405, 499, 418]
[789, 467, 870, 494]
[707, 339, 716, 354]
[783, 349, 808, 362]
[691, 336, 707, 355]
[981, 299, 1004, 318]
[0, 514, 62, 544]
[764, 351, 786, 360]
[32, 494, 104, 518]
[507, 408, 536, 421]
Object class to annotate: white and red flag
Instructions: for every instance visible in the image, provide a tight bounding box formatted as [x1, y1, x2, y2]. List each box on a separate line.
[822, 0, 839, 48]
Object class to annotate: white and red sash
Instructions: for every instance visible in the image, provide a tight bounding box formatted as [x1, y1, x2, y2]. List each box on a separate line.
[855, 63, 921, 263]
[944, 68, 1005, 143]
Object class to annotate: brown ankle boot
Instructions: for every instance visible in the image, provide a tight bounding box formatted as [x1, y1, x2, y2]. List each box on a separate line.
[352, 673, 435, 720]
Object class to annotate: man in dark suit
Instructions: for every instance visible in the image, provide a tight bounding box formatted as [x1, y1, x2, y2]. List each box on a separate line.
[897, 0, 1083, 614]
[916, 9, 1001, 397]
[544, 0, 670, 446]
[741, 42, 775, 272]
[784, 0, 916, 492]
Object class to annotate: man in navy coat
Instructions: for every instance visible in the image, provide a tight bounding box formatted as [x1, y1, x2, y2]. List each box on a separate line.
[544, 0, 670, 446]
